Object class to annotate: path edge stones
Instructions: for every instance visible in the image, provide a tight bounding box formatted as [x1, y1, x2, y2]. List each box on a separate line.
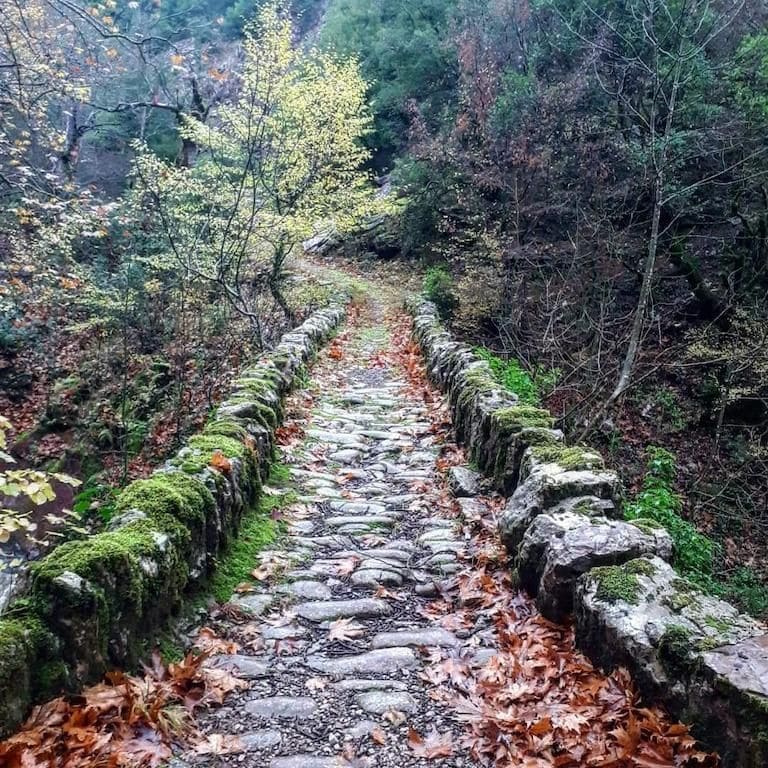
[405, 295, 768, 767]
[0, 297, 350, 737]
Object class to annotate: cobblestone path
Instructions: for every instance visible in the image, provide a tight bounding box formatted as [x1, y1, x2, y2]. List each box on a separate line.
[182, 301, 483, 768]
[175, 293, 714, 768]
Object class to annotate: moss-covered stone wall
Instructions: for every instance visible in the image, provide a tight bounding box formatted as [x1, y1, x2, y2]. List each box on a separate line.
[0, 302, 347, 737]
[406, 297, 768, 768]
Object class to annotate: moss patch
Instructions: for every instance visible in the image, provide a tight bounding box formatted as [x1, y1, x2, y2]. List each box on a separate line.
[115, 472, 213, 534]
[659, 624, 700, 674]
[630, 517, 667, 536]
[492, 405, 554, 433]
[0, 615, 51, 728]
[206, 464, 292, 603]
[590, 560, 655, 604]
[203, 419, 252, 442]
[178, 434, 260, 491]
[530, 444, 604, 471]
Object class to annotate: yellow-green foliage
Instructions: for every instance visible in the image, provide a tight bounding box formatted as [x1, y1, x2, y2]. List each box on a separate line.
[130, 3, 390, 312]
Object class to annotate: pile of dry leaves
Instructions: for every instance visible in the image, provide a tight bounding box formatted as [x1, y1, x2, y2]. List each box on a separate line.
[0, 631, 246, 768]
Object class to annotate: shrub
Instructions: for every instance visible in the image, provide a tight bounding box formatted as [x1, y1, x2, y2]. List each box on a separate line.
[423, 266, 459, 320]
[474, 347, 558, 405]
[625, 447, 718, 582]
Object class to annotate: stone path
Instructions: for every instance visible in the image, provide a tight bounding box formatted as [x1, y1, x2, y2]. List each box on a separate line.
[178, 302, 485, 767]
[164, 290, 724, 768]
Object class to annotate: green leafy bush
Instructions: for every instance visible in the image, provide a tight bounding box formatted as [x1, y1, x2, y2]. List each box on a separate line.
[626, 446, 768, 617]
[423, 266, 459, 320]
[625, 447, 717, 581]
[474, 347, 559, 405]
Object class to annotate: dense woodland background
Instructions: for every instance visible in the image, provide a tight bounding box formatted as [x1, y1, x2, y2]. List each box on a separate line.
[2, 0, 768, 616]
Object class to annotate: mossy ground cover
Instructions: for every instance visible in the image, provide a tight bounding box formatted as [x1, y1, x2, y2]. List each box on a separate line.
[206, 463, 293, 604]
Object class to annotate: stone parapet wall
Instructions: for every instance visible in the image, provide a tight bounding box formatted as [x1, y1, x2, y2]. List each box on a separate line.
[407, 297, 768, 767]
[0, 302, 347, 736]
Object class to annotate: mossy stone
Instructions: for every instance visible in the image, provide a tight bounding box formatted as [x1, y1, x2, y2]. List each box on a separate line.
[629, 517, 666, 536]
[530, 444, 605, 471]
[492, 405, 554, 434]
[589, 559, 655, 604]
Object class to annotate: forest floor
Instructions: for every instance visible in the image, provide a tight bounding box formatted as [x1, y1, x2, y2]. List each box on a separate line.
[0, 274, 717, 768]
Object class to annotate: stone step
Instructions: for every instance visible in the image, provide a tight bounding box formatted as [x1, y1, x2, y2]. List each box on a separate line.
[245, 696, 317, 719]
[356, 690, 417, 714]
[295, 598, 391, 622]
[270, 758, 350, 768]
[305, 647, 419, 675]
[204, 654, 269, 679]
[371, 629, 458, 649]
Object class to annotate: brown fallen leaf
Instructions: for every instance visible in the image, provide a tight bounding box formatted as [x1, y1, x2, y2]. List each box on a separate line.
[194, 733, 245, 755]
[328, 618, 365, 642]
[305, 676, 328, 692]
[407, 727, 454, 759]
[194, 627, 239, 655]
[209, 451, 232, 473]
[383, 709, 406, 726]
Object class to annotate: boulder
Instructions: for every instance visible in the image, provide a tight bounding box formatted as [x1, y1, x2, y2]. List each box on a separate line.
[575, 556, 767, 765]
[448, 466, 481, 497]
[516, 512, 673, 621]
[498, 464, 622, 553]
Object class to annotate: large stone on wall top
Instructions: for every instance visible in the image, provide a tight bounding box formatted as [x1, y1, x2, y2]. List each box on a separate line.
[575, 556, 768, 766]
[519, 444, 605, 483]
[516, 511, 673, 622]
[498, 463, 622, 553]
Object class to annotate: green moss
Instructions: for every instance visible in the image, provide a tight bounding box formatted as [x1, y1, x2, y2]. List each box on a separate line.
[115, 472, 213, 532]
[630, 517, 666, 536]
[492, 405, 554, 433]
[179, 434, 260, 496]
[672, 576, 699, 594]
[703, 615, 732, 633]
[522, 428, 562, 446]
[221, 395, 278, 427]
[530, 444, 604, 471]
[34, 659, 68, 696]
[457, 369, 497, 411]
[267, 462, 292, 486]
[573, 499, 595, 516]
[625, 558, 657, 576]
[0, 612, 66, 725]
[589, 559, 655, 604]
[154, 632, 185, 664]
[658, 624, 697, 673]
[203, 419, 252, 442]
[665, 591, 696, 612]
[188, 434, 250, 459]
[31, 510, 192, 668]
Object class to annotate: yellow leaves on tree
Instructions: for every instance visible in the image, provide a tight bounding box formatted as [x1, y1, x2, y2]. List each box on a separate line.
[130, 3, 390, 338]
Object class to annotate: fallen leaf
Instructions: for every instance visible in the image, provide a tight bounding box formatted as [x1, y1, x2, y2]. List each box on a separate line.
[407, 727, 454, 758]
[194, 734, 245, 755]
[328, 618, 365, 642]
